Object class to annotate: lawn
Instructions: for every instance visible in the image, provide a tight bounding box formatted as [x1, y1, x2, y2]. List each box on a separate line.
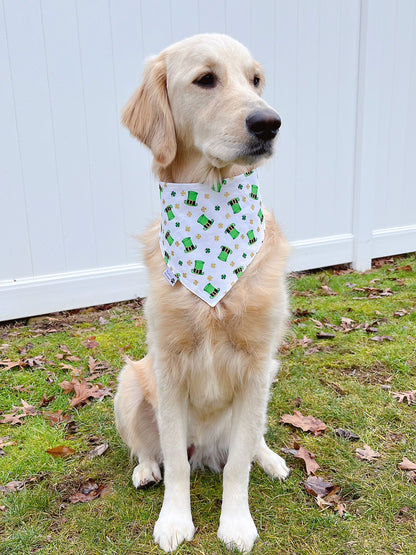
[1, 254, 415, 555]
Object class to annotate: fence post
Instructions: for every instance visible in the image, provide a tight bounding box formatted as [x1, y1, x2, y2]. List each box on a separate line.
[352, 0, 373, 271]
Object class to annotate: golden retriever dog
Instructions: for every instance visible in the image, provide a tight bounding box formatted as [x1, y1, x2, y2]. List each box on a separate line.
[114, 33, 290, 553]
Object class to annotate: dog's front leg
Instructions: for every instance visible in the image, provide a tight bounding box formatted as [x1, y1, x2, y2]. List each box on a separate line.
[217, 371, 269, 553]
[153, 374, 195, 553]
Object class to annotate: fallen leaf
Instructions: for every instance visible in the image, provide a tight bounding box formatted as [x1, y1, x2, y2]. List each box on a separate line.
[0, 436, 16, 449]
[305, 476, 336, 497]
[391, 390, 416, 405]
[337, 502, 347, 517]
[356, 444, 381, 461]
[84, 337, 99, 349]
[59, 378, 113, 408]
[316, 332, 336, 340]
[43, 410, 72, 426]
[280, 411, 327, 436]
[0, 413, 25, 426]
[370, 335, 394, 342]
[321, 285, 337, 296]
[39, 394, 55, 408]
[69, 480, 106, 503]
[296, 446, 320, 475]
[46, 445, 75, 458]
[335, 428, 360, 441]
[20, 399, 38, 416]
[88, 357, 111, 379]
[0, 359, 22, 371]
[87, 443, 109, 459]
[399, 457, 416, 471]
[0, 480, 26, 493]
[394, 309, 409, 317]
[18, 342, 34, 355]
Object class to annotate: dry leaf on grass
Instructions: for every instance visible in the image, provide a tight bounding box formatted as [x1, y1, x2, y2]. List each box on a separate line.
[87, 443, 109, 459]
[335, 428, 360, 441]
[305, 476, 337, 497]
[399, 457, 416, 471]
[59, 378, 113, 408]
[0, 476, 40, 494]
[43, 410, 72, 426]
[83, 337, 99, 349]
[394, 309, 410, 317]
[370, 335, 394, 342]
[0, 399, 39, 426]
[391, 390, 416, 405]
[356, 445, 381, 461]
[69, 480, 106, 503]
[281, 444, 320, 475]
[280, 411, 327, 436]
[399, 457, 416, 483]
[46, 445, 75, 458]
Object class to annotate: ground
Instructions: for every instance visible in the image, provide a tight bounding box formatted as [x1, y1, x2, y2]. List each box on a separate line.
[0, 254, 415, 554]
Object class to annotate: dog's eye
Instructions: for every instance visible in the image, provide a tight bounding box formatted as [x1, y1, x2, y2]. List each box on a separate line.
[193, 73, 217, 88]
[253, 76, 260, 87]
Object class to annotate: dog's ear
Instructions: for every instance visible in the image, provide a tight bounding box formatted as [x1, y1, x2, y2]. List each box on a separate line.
[121, 55, 177, 168]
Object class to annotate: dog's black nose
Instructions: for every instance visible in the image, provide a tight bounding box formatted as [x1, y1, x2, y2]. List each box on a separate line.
[246, 110, 281, 141]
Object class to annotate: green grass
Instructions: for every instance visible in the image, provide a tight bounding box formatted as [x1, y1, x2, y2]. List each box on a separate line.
[1, 255, 416, 554]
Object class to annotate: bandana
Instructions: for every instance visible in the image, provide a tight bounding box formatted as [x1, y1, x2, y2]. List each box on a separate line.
[159, 171, 265, 306]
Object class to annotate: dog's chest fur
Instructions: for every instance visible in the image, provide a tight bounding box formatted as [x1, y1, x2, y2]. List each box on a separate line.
[141, 210, 290, 413]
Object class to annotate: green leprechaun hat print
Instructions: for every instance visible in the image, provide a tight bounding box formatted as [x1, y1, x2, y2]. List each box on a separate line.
[218, 246, 233, 262]
[224, 223, 240, 240]
[182, 237, 197, 253]
[204, 283, 220, 298]
[227, 197, 242, 214]
[197, 214, 214, 230]
[184, 191, 198, 206]
[165, 205, 175, 220]
[249, 184, 258, 200]
[191, 260, 205, 275]
[165, 231, 174, 246]
[247, 230, 257, 244]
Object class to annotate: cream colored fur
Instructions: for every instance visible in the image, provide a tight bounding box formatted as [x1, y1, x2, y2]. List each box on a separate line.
[114, 34, 290, 554]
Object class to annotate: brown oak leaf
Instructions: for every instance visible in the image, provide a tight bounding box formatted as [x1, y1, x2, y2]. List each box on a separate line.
[356, 444, 381, 461]
[399, 457, 416, 471]
[391, 390, 416, 405]
[280, 411, 327, 436]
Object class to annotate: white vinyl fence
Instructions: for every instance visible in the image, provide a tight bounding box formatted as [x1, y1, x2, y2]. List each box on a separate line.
[1, 0, 415, 321]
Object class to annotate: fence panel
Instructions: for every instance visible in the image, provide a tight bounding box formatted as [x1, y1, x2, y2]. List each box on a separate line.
[0, 0, 415, 321]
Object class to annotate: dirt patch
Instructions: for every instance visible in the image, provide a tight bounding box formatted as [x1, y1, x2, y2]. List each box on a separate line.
[329, 361, 392, 384]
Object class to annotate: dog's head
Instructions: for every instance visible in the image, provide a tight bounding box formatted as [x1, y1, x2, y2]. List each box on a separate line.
[122, 34, 280, 176]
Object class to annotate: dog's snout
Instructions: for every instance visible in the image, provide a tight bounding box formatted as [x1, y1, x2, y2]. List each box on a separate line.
[246, 110, 281, 141]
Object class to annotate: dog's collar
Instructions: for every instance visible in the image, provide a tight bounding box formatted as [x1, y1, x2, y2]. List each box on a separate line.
[159, 171, 265, 306]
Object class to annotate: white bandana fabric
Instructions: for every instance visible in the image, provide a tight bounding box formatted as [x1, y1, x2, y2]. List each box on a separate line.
[159, 171, 265, 307]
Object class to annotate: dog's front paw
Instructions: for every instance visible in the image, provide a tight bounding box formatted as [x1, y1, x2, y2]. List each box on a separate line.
[261, 450, 290, 481]
[218, 510, 258, 553]
[154, 509, 195, 553]
[132, 460, 161, 488]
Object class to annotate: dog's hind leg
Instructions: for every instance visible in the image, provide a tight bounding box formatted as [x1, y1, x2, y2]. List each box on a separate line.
[114, 356, 162, 488]
[254, 436, 290, 480]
